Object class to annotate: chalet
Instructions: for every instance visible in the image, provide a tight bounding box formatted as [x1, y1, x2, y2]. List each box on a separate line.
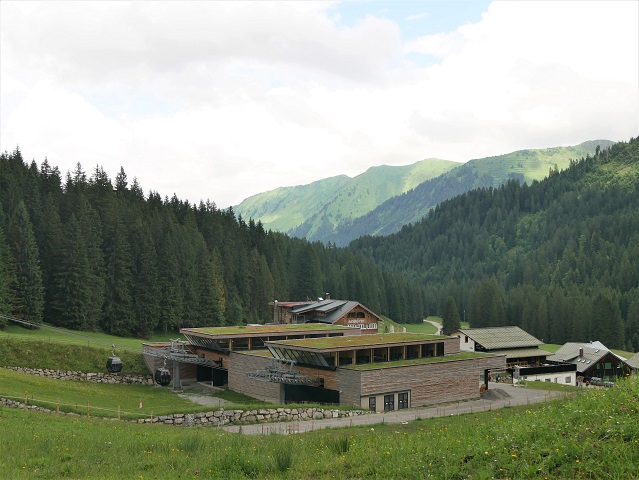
[547, 341, 631, 383]
[625, 351, 639, 373]
[452, 326, 552, 367]
[272, 296, 381, 333]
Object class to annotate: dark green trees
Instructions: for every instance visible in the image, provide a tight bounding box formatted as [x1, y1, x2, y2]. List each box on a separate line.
[7, 201, 44, 323]
[442, 296, 461, 334]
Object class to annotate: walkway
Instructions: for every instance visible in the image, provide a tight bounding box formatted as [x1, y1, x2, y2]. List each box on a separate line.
[221, 383, 569, 435]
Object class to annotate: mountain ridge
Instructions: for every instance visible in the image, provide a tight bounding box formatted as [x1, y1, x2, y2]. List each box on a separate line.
[236, 140, 614, 245]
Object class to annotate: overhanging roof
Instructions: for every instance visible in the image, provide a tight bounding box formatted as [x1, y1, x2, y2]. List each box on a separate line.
[490, 348, 552, 358]
[266, 332, 448, 353]
[547, 342, 624, 373]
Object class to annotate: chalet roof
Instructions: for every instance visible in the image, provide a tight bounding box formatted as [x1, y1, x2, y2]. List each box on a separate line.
[626, 352, 639, 370]
[546, 342, 623, 373]
[290, 299, 379, 324]
[454, 326, 543, 350]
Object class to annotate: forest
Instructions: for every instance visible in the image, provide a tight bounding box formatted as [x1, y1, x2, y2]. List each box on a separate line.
[350, 138, 639, 351]
[0, 149, 430, 337]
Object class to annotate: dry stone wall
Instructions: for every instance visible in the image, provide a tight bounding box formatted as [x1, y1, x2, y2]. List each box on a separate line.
[0, 396, 370, 426]
[5, 366, 153, 385]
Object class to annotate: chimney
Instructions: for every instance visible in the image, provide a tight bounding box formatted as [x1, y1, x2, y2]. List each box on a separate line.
[325, 292, 330, 300]
[579, 347, 584, 358]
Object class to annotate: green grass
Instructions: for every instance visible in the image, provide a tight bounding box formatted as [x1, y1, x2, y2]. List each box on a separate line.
[0, 336, 148, 375]
[342, 351, 496, 370]
[0, 368, 206, 419]
[1, 376, 638, 479]
[380, 316, 439, 334]
[0, 323, 179, 352]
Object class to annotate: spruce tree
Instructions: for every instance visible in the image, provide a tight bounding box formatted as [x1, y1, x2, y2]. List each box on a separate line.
[8, 201, 44, 323]
[52, 214, 93, 329]
[442, 296, 461, 334]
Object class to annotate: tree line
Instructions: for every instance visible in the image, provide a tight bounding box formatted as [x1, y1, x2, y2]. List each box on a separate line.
[0, 149, 431, 337]
[351, 138, 639, 351]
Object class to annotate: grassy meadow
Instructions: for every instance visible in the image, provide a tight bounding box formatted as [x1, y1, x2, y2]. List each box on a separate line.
[2, 323, 639, 478]
[1, 376, 638, 479]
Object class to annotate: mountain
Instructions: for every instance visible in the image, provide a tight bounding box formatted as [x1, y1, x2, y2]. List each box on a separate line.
[349, 137, 639, 350]
[234, 159, 457, 238]
[236, 141, 614, 246]
[330, 140, 615, 245]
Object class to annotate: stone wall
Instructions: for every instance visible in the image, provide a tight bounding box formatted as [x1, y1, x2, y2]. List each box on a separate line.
[0, 396, 370, 426]
[4, 366, 153, 385]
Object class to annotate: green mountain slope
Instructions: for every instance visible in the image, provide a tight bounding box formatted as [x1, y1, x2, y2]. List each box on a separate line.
[235, 159, 457, 235]
[330, 140, 614, 245]
[349, 137, 639, 349]
[237, 141, 613, 246]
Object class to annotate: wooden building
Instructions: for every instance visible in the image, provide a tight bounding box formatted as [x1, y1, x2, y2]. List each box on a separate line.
[272, 297, 381, 333]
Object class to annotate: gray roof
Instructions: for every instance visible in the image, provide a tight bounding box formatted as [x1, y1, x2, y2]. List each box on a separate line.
[623, 352, 639, 370]
[291, 299, 365, 324]
[454, 326, 543, 350]
[547, 342, 622, 374]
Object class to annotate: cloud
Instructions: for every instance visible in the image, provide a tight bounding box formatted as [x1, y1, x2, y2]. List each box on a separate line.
[1, 1, 637, 208]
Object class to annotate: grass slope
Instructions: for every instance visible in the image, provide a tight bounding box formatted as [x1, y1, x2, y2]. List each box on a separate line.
[235, 158, 456, 234]
[1, 376, 638, 478]
[333, 140, 613, 245]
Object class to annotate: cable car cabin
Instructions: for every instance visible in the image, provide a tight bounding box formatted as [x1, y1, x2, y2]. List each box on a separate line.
[106, 357, 123, 374]
[155, 367, 172, 386]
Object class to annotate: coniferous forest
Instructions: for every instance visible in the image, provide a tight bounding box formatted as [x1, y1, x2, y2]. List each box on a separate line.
[350, 138, 639, 351]
[0, 149, 430, 337]
[2, 138, 638, 350]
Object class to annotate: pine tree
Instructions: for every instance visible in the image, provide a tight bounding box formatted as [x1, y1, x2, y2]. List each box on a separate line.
[0, 223, 14, 325]
[52, 214, 93, 329]
[442, 296, 461, 334]
[8, 201, 44, 322]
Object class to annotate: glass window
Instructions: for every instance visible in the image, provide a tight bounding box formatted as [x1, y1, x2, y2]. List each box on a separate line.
[398, 392, 409, 409]
[384, 394, 394, 411]
[369, 397, 376, 411]
[565, 376, 571, 384]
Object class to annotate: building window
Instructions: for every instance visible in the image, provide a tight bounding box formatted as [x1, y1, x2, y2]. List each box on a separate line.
[384, 394, 394, 411]
[465, 336, 469, 343]
[565, 376, 571, 384]
[398, 392, 409, 409]
[369, 397, 376, 411]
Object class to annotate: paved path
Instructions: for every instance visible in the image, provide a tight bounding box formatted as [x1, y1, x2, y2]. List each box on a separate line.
[221, 383, 569, 435]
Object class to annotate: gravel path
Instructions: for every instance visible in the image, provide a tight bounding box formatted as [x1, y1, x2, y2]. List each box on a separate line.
[220, 383, 569, 435]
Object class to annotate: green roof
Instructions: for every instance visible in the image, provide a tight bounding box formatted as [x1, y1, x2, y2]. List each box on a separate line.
[267, 332, 449, 350]
[341, 352, 500, 370]
[181, 324, 353, 337]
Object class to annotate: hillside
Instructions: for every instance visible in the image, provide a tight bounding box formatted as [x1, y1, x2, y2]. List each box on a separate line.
[0, 149, 434, 338]
[332, 140, 614, 245]
[350, 137, 639, 350]
[236, 141, 612, 246]
[235, 158, 457, 236]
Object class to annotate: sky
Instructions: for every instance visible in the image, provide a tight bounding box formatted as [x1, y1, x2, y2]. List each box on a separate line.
[1, 1, 637, 208]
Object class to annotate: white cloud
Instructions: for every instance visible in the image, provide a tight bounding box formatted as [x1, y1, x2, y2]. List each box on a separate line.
[1, 1, 637, 208]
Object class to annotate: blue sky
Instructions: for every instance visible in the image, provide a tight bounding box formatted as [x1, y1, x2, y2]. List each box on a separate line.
[1, 1, 637, 208]
[332, 1, 492, 38]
